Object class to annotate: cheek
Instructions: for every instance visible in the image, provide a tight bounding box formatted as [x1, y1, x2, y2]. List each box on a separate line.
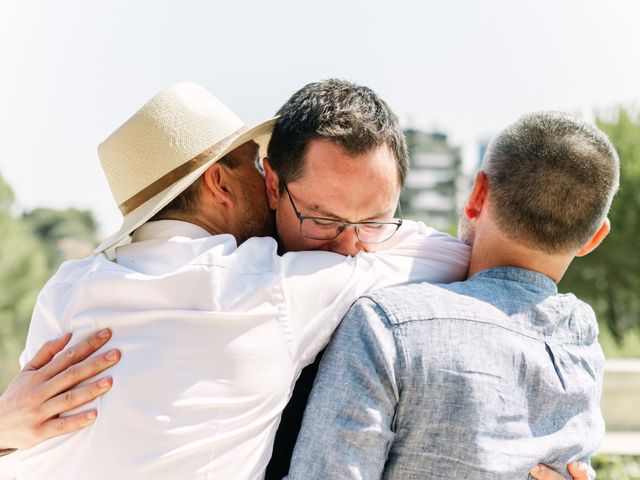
[457, 215, 475, 246]
[275, 199, 295, 230]
[244, 174, 270, 212]
[275, 209, 298, 244]
[275, 213, 329, 252]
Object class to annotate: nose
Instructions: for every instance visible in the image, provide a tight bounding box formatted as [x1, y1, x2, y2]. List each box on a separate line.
[328, 226, 367, 257]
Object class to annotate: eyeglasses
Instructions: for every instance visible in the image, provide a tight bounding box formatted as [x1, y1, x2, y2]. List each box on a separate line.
[284, 184, 403, 244]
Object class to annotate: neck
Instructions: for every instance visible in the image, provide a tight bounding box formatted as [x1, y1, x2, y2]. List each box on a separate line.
[467, 232, 572, 284]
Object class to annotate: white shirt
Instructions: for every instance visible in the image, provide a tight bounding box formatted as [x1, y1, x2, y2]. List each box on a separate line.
[16, 220, 469, 480]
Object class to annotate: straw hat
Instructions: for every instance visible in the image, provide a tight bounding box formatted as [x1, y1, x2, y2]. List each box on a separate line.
[95, 82, 275, 253]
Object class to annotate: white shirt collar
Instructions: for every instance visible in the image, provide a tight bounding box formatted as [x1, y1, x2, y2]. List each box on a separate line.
[131, 220, 212, 243]
[117, 220, 237, 275]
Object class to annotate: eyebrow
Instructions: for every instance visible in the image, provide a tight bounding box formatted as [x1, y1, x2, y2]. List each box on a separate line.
[304, 204, 394, 223]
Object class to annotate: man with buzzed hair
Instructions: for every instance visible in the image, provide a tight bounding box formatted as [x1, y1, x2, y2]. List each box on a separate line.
[288, 111, 618, 480]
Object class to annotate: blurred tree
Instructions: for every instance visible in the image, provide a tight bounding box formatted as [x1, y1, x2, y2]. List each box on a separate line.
[592, 455, 640, 479]
[0, 175, 99, 389]
[23, 207, 97, 268]
[0, 173, 50, 388]
[560, 108, 640, 343]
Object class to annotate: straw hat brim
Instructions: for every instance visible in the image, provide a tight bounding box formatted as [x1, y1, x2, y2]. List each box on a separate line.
[95, 117, 276, 254]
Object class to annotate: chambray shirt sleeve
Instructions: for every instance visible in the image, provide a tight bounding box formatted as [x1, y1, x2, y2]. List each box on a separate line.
[287, 297, 399, 480]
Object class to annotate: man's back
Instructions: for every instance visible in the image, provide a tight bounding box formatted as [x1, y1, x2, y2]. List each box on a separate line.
[16, 219, 468, 480]
[288, 267, 605, 479]
[18, 222, 304, 479]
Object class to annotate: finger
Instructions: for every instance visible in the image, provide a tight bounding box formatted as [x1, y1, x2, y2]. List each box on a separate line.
[37, 409, 98, 443]
[567, 461, 589, 480]
[39, 329, 112, 380]
[40, 377, 113, 419]
[23, 333, 72, 371]
[529, 464, 564, 480]
[40, 348, 120, 399]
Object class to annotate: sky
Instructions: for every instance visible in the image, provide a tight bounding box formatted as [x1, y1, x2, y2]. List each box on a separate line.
[1, 0, 639, 236]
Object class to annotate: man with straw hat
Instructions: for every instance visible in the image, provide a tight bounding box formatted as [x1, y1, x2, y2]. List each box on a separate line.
[2, 81, 468, 479]
[0, 81, 589, 480]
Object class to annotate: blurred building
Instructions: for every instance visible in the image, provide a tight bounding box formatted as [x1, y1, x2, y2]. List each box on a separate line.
[401, 129, 462, 231]
[478, 138, 490, 169]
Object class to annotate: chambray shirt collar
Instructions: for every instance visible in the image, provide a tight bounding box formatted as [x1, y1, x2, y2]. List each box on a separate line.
[469, 266, 558, 295]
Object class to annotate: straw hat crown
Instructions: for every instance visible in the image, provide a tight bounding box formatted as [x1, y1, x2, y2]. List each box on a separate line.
[94, 82, 275, 253]
[99, 83, 245, 210]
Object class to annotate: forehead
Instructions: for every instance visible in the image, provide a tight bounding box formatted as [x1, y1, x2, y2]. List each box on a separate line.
[291, 139, 400, 220]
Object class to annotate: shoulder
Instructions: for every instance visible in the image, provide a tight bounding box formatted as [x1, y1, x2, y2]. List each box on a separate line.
[229, 236, 355, 277]
[225, 236, 280, 272]
[44, 254, 109, 287]
[368, 221, 470, 284]
[363, 281, 489, 326]
[34, 254, 120, 314]
[172, 235, 282, 276]
[380, 220, 470, 260]
[552, 291, 600, 341]
[30, 255, 109, 339]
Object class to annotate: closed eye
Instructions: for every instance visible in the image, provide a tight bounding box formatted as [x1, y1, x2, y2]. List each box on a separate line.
[311, 218, 340, 226]
[360, 223, 386, 231]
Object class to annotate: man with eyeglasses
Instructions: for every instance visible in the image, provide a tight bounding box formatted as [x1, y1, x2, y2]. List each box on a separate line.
[1, 80, 586, 480]
[0, 81, 470, 480]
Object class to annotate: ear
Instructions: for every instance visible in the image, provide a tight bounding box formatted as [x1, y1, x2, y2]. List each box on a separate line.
[464, 171, 489, 220]
[202, 163, 234, 207]
[262, 157, 280, 210]
[576, 218, 610, 257]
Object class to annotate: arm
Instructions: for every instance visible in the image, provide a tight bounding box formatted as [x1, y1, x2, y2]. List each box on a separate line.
[530, 462, 593, 480]
[287, 298, 398, 479]
[0, 329, 120, 452]
[369, 220, 470, 287]
[283, 221, 470, 366]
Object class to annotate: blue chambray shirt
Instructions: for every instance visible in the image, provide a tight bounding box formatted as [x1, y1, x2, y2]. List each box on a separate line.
[286, 267, 605, 480]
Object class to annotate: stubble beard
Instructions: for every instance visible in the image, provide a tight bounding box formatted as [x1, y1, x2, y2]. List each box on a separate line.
[457, 212, 476, 247]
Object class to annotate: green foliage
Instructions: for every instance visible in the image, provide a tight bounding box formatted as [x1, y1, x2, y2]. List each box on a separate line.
[23, 207, 97, 268]
[0, 174, 50, 388]
[598, 321, 640, 358]
[560, 108, 640, 345]
[593, 455, 640, 480]
[0, 172, 98, 389]
[0, 173, 14, 210]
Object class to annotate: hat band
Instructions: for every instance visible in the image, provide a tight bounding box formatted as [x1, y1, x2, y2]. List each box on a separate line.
[118, 126, 249, 215]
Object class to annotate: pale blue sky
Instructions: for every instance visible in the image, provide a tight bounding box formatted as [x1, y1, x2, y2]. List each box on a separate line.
[1, 0, 639, 235]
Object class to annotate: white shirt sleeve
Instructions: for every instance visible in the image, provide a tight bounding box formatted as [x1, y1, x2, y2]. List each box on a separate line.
[19, 279, 77, 368]
[278, 220, 470, 367]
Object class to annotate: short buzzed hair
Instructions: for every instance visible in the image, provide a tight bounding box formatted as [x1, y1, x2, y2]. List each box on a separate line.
[483, 111, 620, 254]
[267, 79, 409, 192]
